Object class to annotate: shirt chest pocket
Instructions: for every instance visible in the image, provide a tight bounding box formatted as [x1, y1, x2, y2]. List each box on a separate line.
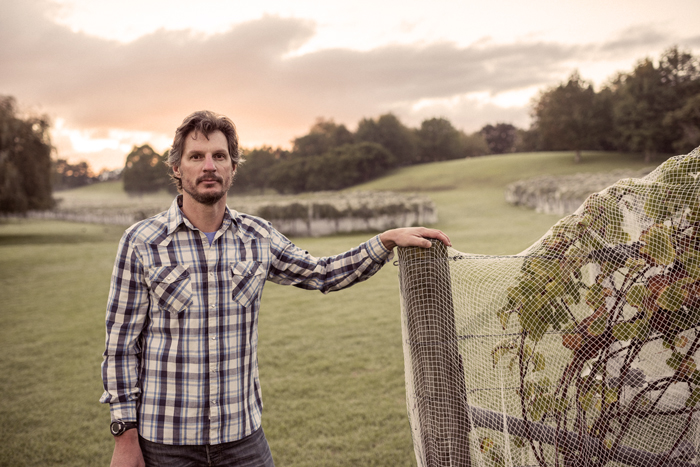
[148, 264, 193, 315]
[231, 261, 265, 308]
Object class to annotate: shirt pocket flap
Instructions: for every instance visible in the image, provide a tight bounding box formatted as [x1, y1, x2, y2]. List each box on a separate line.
[148, 264, 193, 314]
[230, 261, 265, 308]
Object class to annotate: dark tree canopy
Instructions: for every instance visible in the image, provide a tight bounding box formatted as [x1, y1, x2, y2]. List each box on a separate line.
[52, 159, 95, 190]
[415, 117, 464, 163]
[232, 146, 288, 194]
[269, 142, 395, 194]
[355, 113, 418, 165]
[0, 96, 54, 213]
[122, 144, 171, 193]
[530, 72, 601, 162]
[480, 123, 518, 155]
[291, 118, 354, 158]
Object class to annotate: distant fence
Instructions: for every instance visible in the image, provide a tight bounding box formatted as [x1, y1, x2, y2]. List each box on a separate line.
[8, 191, 438, 237]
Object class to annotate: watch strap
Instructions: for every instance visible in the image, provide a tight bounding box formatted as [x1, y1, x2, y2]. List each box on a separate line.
[110, 420, 138, 436]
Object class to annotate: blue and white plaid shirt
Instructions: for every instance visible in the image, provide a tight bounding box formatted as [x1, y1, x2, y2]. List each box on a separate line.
[100, 196, 392, 445]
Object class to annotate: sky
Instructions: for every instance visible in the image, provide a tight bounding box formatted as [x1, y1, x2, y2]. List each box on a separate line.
[1, 0, 700, 172]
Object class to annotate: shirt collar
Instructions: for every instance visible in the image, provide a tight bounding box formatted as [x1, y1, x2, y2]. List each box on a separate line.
[165, 195, 239, 236]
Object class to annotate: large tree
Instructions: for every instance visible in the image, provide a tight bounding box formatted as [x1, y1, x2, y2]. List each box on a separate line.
[0, 96, 54, 213]
[663, 93, 700, 153]
[479, 123, 518, 155]
[122, 144, 170, 193]
[291, 118, 354, 158]
[355, 113, 418, 165]
[415, 117, 464, 163]
[52, 159, 95, 190]
[611, 47, 700, 161]
[231, 146, 286, 194]
[530, 72, 601, 163]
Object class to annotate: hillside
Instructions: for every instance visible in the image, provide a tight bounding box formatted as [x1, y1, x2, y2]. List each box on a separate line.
[352, 150, 662, 254]
[53, 150, 662, 254]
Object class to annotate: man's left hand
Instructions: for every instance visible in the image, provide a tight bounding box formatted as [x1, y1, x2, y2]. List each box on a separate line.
[379, 227, 451, 250]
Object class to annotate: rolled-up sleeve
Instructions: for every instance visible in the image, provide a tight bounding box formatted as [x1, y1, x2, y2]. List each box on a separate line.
[99, 231, 150, 422]
[267, 231, 394, 293]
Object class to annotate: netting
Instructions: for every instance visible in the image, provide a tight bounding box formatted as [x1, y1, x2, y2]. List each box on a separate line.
[398, 147, 700, 467]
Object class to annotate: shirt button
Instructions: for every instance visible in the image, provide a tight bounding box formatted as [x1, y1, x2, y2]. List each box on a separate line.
[211, 336, 216, 340]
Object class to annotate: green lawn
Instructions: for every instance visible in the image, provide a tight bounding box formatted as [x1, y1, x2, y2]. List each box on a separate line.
[0, 151, 662, 466]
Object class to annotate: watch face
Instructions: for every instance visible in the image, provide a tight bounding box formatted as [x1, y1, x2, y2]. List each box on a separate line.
[110, 421, 123, 436]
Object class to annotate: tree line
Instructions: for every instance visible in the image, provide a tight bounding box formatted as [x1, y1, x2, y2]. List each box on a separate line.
[2, 46, 699, 211]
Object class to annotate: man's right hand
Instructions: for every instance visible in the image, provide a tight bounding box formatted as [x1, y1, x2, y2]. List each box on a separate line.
[110, 429, 145, 467]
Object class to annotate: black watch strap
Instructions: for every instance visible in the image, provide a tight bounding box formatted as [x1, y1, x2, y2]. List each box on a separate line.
[110, 420, 138, 437]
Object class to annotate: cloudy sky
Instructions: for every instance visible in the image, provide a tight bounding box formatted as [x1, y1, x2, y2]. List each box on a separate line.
[2, 0, 699, 171]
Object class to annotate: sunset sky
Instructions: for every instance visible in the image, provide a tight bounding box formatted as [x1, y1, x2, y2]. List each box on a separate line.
[2, 0, 699, 171]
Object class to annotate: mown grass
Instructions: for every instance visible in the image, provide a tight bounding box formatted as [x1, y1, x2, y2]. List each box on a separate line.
[0, 151, 663, 466]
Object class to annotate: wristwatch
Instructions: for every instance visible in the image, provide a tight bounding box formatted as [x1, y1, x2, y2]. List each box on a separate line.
[110, 420, 138, 437]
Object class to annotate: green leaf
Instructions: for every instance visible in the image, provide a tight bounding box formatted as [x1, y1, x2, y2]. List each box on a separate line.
[579, 391, 599, 412]
[552, 396, 569, 414]
[519, 275, 543, 297]
[545, 280, 566, 299]
[530, 257, 561, 280]
[686, 387, 700, 408]
[586, 283, 607, 310]
[635, 318, 651, 340]
[529, 318, 549, 343]
[533, 352, 546, 372]
[604, 387, 619, 405]
[643, 188, 668, 221]
[589, 315, 607, 336]
[690, 370, 700, 386]
[667, 352, 685, 371]
[626, 284, 650, 308]
[497, 309, 510, 330]
[657, 280, 690, 312]
[640, 225, 676, 266]
[680, 251, 700, 280]
[612, 321, 637, 341]
[530, 394, 553, 421]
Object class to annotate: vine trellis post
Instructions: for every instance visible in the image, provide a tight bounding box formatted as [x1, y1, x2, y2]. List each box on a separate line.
[398, 241, 472, 467]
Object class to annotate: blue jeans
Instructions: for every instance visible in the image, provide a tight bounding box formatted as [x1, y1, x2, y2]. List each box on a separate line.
[139, 428, 275, 467]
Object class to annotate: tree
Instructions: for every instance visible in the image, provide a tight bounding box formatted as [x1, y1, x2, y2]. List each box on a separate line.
[460, 131, 490, 157]
[0, 96, 54, 213]
[122, 144, 170, 193]
[52, 159, 95, 190]
[415, 117, 464, 163]
[355, 113, 418, 165]
[269, 143, 395, 193]
[479, 123, 518, 155]
[231, 146, 285, 194]
[291, 118, 354, 158]
[663, 93, 700, 153]
[530, 72, 601, 163]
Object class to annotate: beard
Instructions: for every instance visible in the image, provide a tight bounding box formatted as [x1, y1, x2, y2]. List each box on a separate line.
[181, 174, 234, 205]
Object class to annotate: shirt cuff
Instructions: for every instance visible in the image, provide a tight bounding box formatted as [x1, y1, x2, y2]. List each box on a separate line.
[108, 400, 138, 423]
[366, 234, 394, 264]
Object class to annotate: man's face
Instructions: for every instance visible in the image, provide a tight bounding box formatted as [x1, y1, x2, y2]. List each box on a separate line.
[174, 130, 235, 206]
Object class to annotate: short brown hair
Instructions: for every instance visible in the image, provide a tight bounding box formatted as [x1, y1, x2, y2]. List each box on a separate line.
[167, 110, 244, 191]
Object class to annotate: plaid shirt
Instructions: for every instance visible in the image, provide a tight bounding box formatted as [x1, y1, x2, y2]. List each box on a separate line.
[100, 196, 392, 445]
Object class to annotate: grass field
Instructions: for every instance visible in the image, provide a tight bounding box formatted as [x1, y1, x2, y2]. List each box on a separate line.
[0, 151, 663, 466]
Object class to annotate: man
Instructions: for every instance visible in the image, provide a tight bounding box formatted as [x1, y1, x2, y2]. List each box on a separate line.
[101, 110, 450, 467]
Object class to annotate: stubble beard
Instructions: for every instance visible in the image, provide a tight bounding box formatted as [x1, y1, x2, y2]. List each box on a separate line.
[181, 174, 234, 206]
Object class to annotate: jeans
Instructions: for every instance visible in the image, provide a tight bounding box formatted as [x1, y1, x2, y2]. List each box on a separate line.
[139, 428, 275, 467]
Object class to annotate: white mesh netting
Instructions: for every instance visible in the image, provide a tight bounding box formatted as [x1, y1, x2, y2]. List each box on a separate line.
[398, 147, 700, 467]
